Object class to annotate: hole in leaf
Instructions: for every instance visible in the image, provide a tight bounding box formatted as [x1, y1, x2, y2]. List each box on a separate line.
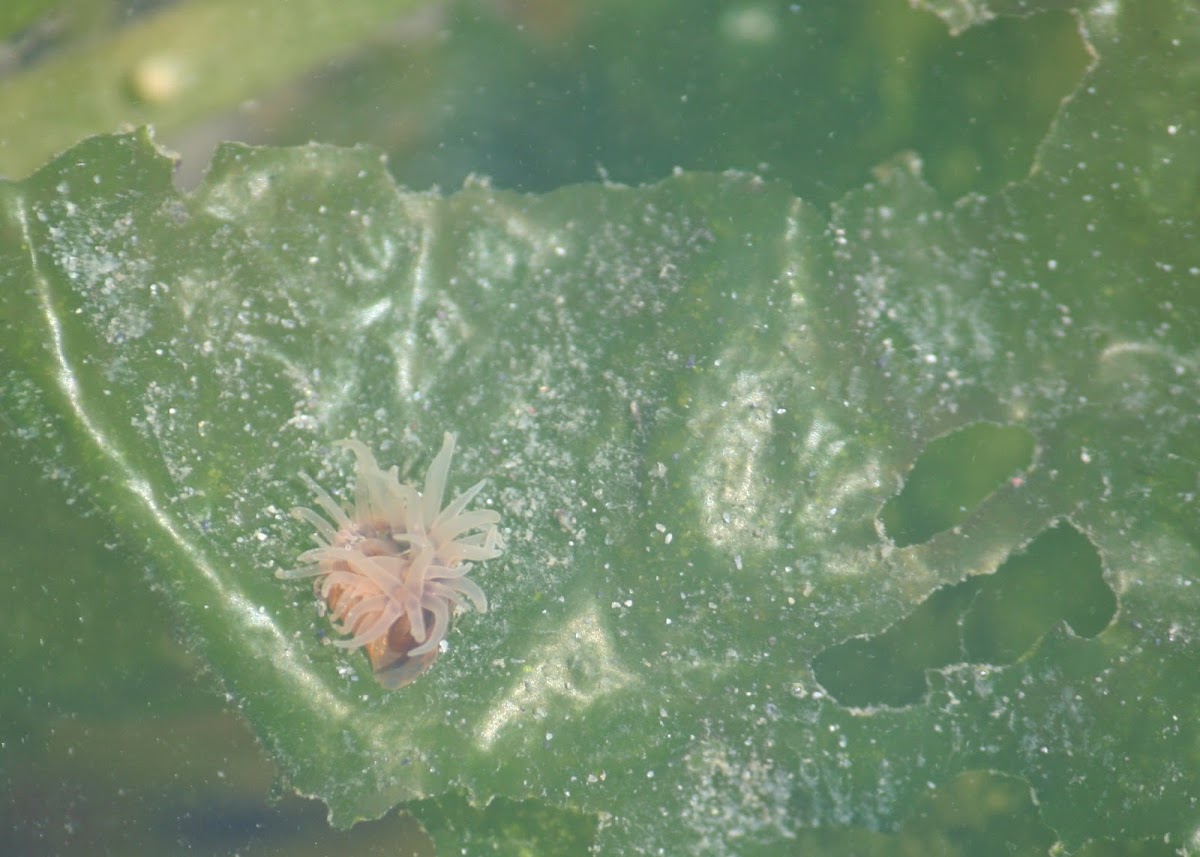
[794, 770, 1054, 855]
[962, 521, 1115, 664]
[914, 11, 1092, 200]
[813, 521, 1114, 708]
[881, 423, 1035, 547]
[812, 577, 978, 709]
[903, 770, 1053, 857]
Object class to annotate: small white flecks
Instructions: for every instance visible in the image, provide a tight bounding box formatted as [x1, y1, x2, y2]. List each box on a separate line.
[1047, 259, 1058, 271]
[923, 353, 938, 365]
[1167, 124, 1179, 135]
[1080, 448, 1092, 464]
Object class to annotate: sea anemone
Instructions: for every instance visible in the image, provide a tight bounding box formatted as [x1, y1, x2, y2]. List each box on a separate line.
[278, 433, 502, 688]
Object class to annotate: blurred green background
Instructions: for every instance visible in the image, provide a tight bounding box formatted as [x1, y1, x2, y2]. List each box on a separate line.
[0, 0, 1177, 855]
